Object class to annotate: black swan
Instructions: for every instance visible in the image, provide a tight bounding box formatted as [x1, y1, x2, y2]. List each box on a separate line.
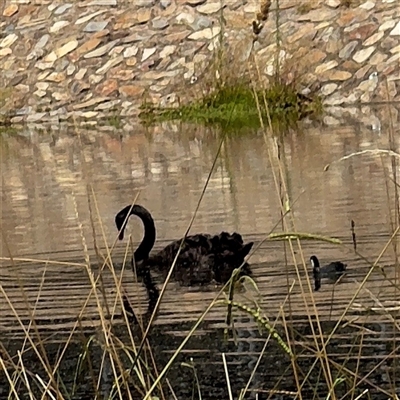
[115, 204, 254, 288]
[310, 255, 347, 291]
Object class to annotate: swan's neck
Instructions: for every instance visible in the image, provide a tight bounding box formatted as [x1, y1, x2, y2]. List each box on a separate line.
[116, 204, 156, 262]
[133, 205, 156, 262]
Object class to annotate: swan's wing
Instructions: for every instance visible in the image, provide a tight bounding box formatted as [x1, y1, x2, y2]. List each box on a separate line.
[152, 234, 213, 269]
[184, 234, 213, 251]
[170, 248, 215, 286]
[149, 233, 252, 285]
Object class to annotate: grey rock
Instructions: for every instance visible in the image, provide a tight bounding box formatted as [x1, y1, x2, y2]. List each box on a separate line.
[95, 55, 123, 74]
[176, 12, 195, 25]
[36, 82, 49, 91]
[123, 46, 138, 57]
[122, 33, 154, 44]
[324, 94, 345, 106]
[84, 39, 120, 58]
[50, 107, 68, 116]
[323, 115, 340, 125]
[191, 16, 212, 30]
[58, 110, 70, 120]
[160, 0, 171, 8]
[75, 68, 87, 80]
[188, 26, 220, 40]
[75, 10, 107, 25]
[326, 0, 340, 7]
[0, 33, 18, 48]
[66, 63, 76, 76]
[3, 71, 15, 80]
[15, 84, 29, 94]
[353, 46, 375, 63]
[9, 75, 25, 86]
[35, 60, 55, 70]
[160, 45, 176, 58]
[10, 116, 24, 124]
[83, 21, 109, 32]
[379, 20, 396, 32]
[81, 111, 99, 119]
[321, 83, 338, 96]
[36, 34, 50, 49]
[135, 0, 155, 6]
[49, 20, 70, 33]
[339, 41, 358, 59]
[26, 112, 47, 122]
[34, 90, 47, 98]
[197, 2, 223, 14]
[19, 21, 47, 34]
[141, 47, 156, 61]
[89, 74, 103, 84]
[54, 4, 72, 14]
[390, 21, 400, 36]
[56, 59, 70, 72]
[86, 0, 117, 6]
[4, 24, 15, 34]
[152, 17, 169, 30]
[27, 34, 50, 60]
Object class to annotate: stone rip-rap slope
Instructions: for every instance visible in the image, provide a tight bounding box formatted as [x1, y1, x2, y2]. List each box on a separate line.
[1, 0, 399, 123]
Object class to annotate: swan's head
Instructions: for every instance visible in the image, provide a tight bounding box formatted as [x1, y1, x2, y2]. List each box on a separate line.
[115, 204, 155, 241]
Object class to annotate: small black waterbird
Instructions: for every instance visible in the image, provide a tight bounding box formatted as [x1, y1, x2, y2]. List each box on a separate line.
[310, 255, 347, 291]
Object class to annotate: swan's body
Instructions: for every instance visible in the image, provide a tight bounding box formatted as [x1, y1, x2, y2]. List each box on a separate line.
[145, 232, 254, 285]
[310, 255, 346, 291]
[115, 204, 254, 287]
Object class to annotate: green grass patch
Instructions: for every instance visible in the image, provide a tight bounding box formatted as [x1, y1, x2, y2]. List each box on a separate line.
[106, 113, 123, 129]
[139, 79, 323, 132]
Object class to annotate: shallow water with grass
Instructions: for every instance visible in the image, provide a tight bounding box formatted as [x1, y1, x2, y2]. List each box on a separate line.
[1, 113, 400, 399]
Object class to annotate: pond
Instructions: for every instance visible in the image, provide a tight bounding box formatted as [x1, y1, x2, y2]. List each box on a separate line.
[1, 106, 400, 399]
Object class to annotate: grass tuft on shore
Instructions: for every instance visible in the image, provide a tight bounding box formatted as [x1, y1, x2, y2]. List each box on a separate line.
[140, 78, 322, 132]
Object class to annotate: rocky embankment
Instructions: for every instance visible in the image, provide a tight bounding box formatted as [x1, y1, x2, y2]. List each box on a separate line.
[1, 0, 399, 124]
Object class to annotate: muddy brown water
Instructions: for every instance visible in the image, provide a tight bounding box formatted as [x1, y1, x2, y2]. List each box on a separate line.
[1, 116, 400, 398]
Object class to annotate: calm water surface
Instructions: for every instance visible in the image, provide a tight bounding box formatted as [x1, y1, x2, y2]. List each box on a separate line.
[1, 119, 397, 255]
[1, 110, 400, 398]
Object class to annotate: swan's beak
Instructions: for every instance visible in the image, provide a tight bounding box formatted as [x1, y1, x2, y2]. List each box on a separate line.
[118, 230, 125, 240]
